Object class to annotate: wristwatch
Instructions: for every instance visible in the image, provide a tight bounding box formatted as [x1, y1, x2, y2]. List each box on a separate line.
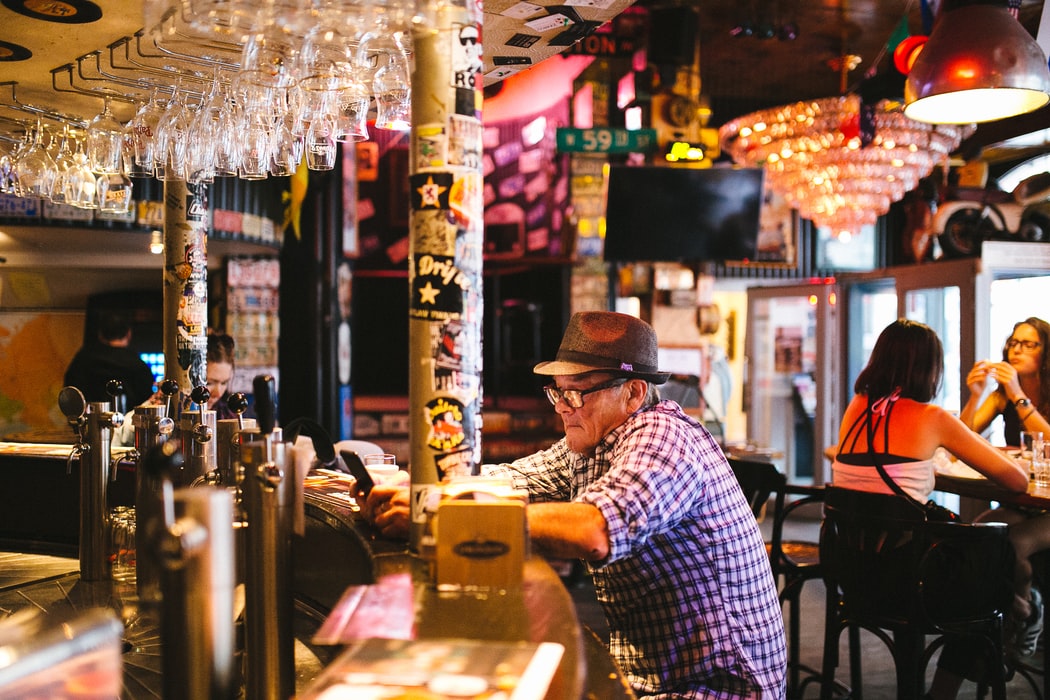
[1016, 398, 1031, 409]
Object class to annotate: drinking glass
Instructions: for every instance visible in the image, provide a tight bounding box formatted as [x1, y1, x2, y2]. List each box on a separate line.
[238, 113, 274, 179]
[97, 171, 133, 214]
[364, 453, 399, 482]
[1022, 430, 1044, 473]
[109, 506, 136, 583]
[86, 97, 125, 175]
[334, 82, 370, 143]
[372, 50, 411, 131]
[1034, 442, 1050, 487]
[65, 140, 99, 209]
[304, 112, 337, 170]
[15, 121, 57, 199]
[49, 126, 76, 204]
[154, 89, 193, 181]
[127, 88, 167, 177]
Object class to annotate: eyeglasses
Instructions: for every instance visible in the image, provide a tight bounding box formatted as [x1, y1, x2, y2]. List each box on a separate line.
[1005, 338, 1042, 352]
[543, 378, 627, 409]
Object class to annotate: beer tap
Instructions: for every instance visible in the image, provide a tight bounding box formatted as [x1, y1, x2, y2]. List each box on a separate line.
[105, 378, 127, 416]
[59, 386, 88, 475]
[57, 385, 123, 581]
[142, 441, 237, 700]
[242, 374, 294, 700]
[180, 385, 216, 486]
[215, 392, 252, 488]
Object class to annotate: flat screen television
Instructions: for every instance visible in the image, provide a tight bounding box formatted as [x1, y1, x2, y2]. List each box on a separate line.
[603, 165, 765, 263]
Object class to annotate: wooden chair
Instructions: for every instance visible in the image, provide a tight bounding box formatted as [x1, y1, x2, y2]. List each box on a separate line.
[820, 486, 1014, 700]
[728, 458, 826, 698]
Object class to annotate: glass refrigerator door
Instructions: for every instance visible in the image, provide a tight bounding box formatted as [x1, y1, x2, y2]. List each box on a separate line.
[745, 282, 839, 484]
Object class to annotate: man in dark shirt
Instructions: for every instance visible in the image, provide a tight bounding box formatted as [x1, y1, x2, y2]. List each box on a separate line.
[64, 310, 156, 410]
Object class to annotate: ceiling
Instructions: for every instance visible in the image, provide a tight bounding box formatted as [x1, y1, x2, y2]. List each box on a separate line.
[0, 0, 1046, 163]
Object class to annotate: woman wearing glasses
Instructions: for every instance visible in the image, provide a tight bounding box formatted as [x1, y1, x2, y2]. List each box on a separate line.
[961, 316, 1050, 444]
[960, 317, 1050, 664]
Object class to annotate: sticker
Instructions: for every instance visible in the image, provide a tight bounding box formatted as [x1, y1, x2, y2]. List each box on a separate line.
[506, 33, 541, 48]
[492, 140, 523, 167]
[448, 115, 483, 170]
[2, 0, 101, 22]
[411, 209, 457, 257]
[434, 449, 476, 480]
[452, 23, 484, 85]
[566, 0, 617, 8]
[484, 66, 524, 82]
[448, 172, 483, 228]
[0, 41, 31, 61]
[426, 397, 466, 452]
[454, 86, 481, 120]
[500, 1, 544, 19]
[525, 13, 574, 32]
[410, 172, 453, 210]
[410, 253, 473, 320]
[414, 123, 446, 170]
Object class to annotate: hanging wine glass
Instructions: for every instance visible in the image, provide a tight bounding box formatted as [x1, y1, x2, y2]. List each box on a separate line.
[0, 136, 20, 195]
[4, 129, 31, 197]
[127, 88, 167, 177]
[86, 97, 125, 175]
[64, 138, 98, 209]
[155, 88, 194, 181]
[49, 125, 77, 204]
[187, 76, 224, 183]
[15, 120, 58, 199]
[97, 171, 133, 214]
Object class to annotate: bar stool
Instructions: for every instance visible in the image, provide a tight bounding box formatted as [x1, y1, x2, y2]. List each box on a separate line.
[820, 486, 1014, 700]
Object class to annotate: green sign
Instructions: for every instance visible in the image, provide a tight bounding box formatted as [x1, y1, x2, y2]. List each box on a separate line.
[556, 128, 658, 154]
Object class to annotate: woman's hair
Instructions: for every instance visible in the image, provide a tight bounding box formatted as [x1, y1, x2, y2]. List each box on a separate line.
[998, 317, 1050, 415]
[853, 319, 943, 402]
[207, 333, 236, 367]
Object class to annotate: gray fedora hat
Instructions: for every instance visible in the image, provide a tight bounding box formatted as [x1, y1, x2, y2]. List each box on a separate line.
[534, 311, 670, 384]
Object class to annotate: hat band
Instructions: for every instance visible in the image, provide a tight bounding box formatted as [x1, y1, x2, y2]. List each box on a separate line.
[556, 349, 659, 374]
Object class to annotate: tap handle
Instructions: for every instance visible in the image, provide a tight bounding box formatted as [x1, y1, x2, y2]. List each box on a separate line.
[105, 379, 127, 414]
[228, 391, 249, 430]
[58, 386, 88, 442]
[252, 375, 277, 436]
[190, 385, 211, 410]
[160, 379, 179, 421]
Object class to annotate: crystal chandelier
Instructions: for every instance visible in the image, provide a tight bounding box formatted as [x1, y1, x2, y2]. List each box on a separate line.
[718, 95, 975, 235]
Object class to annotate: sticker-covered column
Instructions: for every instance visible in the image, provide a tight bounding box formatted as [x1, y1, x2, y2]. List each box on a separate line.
[408, 1, 484, 547]
[162, 180, 209, 399]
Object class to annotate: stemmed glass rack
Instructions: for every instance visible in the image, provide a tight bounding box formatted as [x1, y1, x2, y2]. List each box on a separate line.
[0, 0, 427, 206]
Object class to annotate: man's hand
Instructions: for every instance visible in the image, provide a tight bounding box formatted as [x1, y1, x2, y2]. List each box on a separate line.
[358, 483, 411, 539]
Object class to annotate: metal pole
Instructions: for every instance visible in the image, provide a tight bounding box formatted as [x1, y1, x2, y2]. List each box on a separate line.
[408, 0, 485, 550]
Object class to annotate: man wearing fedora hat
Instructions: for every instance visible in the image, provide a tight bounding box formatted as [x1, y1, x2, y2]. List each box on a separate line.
[361, 311, 786, 698]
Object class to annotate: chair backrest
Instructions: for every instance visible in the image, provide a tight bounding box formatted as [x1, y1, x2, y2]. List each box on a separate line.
[728, 458, 786, 520]
[821, 486, 1014, 629]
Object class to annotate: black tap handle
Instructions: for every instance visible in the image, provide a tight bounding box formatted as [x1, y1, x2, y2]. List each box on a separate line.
[228, 392, 249, 415]
[253, 374, 277, 436]
[160, 379, 180, 397]
[105, 379, 127, 414]
[190, 385, 210, 408]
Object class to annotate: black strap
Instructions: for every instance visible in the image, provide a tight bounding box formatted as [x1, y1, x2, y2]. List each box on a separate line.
[864, 396, 929, 515]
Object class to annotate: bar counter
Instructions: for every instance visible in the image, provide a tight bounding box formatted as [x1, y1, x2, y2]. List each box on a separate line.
[0, 442, 632, 699]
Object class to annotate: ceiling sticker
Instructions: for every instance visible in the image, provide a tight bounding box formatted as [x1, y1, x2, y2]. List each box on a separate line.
[2, 0, 103, 23]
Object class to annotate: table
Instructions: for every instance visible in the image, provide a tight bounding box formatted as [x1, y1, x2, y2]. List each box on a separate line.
[935, 471, 1050, 698]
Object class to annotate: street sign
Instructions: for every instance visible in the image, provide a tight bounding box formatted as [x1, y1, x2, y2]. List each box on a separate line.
[556, 127, 658, 154]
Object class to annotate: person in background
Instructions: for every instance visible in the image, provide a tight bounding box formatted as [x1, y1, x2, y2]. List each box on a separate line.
[361, 311, 786, 699]
[114, 332, 238, 446]
[960, 316, 1050, 444]
[64, 309, 156, 409]
[960, 317, 1050, 661]
[830, 319, 1028, 700]
[204, 332, 237, 419]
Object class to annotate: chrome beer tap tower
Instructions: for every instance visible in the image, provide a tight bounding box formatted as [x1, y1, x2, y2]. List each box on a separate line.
[57, 372, 300, 698]
[58, 384, 124, 582]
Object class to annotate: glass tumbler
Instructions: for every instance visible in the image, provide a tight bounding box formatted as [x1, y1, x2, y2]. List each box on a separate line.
[109, 506, 137, 583]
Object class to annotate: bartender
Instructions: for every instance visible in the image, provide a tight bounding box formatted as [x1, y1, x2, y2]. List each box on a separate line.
[360, 311, 786, 699]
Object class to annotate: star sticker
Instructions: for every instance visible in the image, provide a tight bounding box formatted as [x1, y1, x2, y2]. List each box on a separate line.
[418, 281, 440, 304]
[417, 176, 448, 208]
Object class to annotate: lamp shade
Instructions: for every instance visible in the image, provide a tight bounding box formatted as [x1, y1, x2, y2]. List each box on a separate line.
[904, 3, 1050, 124]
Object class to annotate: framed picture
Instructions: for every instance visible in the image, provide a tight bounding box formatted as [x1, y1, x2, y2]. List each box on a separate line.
[816, 223, 878, 271]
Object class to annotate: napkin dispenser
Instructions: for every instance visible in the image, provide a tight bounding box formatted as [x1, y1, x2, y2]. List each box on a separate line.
[434, 499, 527, 588]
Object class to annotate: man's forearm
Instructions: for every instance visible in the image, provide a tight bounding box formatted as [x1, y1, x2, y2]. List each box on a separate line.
[526, 502, 610, 561]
